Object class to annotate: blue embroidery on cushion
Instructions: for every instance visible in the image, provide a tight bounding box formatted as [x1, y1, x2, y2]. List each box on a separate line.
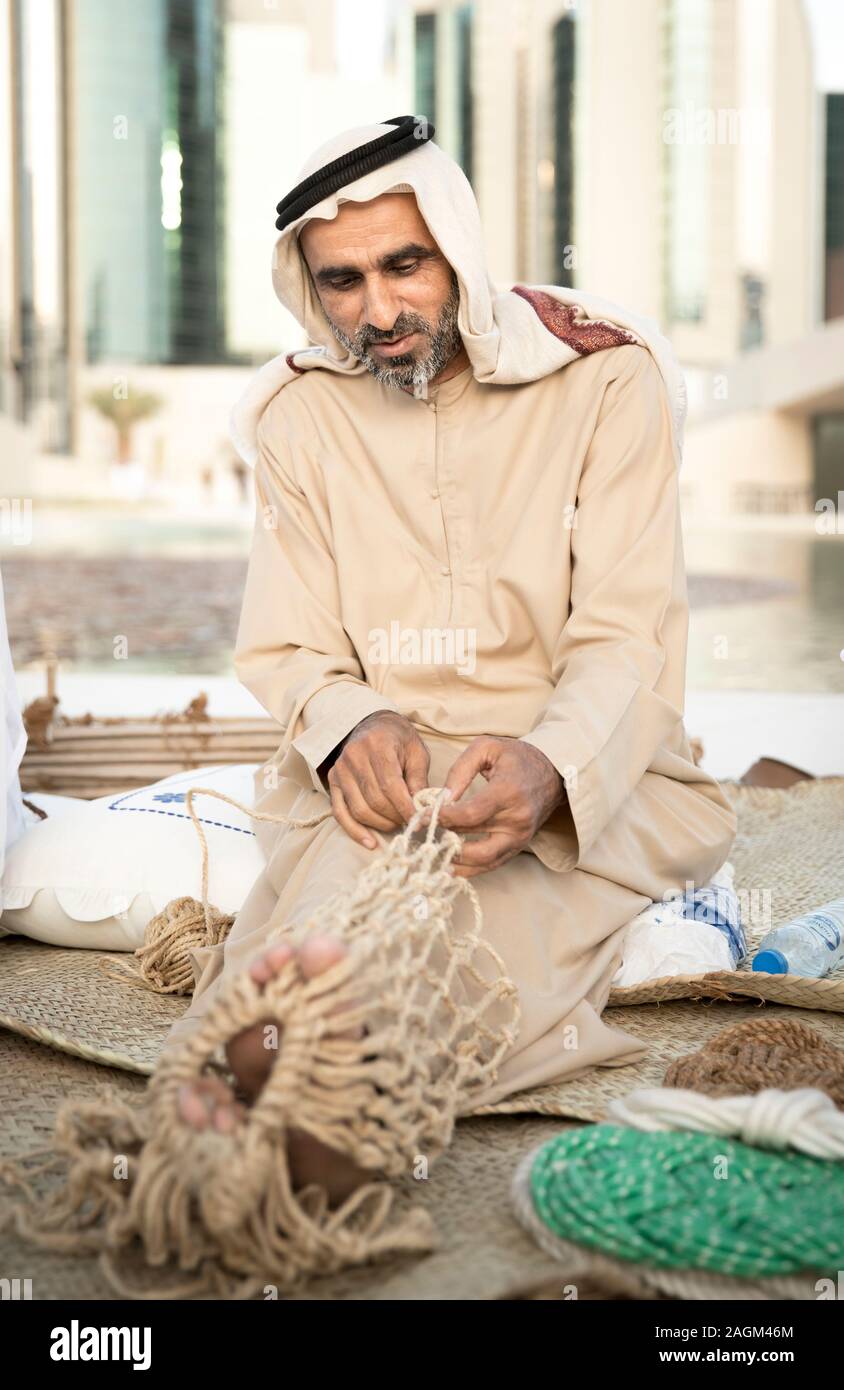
[106, 777, 256, 836]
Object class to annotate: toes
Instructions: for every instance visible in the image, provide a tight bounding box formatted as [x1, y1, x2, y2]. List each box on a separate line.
[298, 933, 365, 1042]
[204, 1075, 236, 1104]
[249, 941, 295, 986]
[178, 1076, 238, 1131]
[298, 932, 347, 979]
[178, 1084, 211, 1130]
[247, 934, 346, 989]
[212, 1099, 247, 1134]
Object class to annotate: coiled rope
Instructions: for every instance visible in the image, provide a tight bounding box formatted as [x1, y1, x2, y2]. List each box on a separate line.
[512, 1017, 844, 1299]
[513, 1122, 844, 1280]
[103, 783, 334, 995]
[607, 1085, 844, 1158]
[664, 1017, 844, 1108]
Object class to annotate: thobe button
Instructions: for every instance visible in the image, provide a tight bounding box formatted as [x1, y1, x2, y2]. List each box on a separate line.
[441, 566, 451, 576]
[430, 489, 439, 499]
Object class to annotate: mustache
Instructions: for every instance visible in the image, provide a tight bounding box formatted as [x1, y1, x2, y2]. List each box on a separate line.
[361, 321, 430, 347]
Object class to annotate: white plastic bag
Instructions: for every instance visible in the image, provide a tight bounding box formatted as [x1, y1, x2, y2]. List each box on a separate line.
[612, 862, 739, 987]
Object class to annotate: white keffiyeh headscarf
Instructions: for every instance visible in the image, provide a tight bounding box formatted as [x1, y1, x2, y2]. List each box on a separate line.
[230, 120, 687, 468]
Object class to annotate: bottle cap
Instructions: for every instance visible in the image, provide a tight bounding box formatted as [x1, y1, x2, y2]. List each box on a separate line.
[752, 949, 789, 974]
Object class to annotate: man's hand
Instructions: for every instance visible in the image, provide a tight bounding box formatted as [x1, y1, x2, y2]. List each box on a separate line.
[436, 737, 565, 878]
[325, 711, 431, 849]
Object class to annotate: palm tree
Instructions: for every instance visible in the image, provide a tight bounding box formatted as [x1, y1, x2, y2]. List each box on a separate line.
[88, 385, 163, 465]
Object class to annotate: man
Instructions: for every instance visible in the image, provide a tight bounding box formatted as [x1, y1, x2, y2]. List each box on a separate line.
[174, 119, 737, 1202]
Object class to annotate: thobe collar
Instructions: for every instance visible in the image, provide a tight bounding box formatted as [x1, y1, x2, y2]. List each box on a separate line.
[400, 362, 475, 410]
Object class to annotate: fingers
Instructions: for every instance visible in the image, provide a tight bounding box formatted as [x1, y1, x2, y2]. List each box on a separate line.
[328, 725, 524, 877]
[328, 776, 379, 850]
[374, 750, 418, 823]
[452, 857, 517, 879]
[328, 751, 420, 848]
[453, 834, 525, 878]
[327, 725, 434, 849]
[441, 737, 500, 806]
[437, 784, 510, 831]
[449, 828, 515, 869]
[403, 737, 432, 799]
[335, 746, 406, 827]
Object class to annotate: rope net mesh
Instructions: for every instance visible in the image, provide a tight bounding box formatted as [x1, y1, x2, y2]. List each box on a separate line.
[1, 788, 521, 1297]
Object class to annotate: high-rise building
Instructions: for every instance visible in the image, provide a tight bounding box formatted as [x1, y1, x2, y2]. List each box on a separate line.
[1, 0, 230, 473]
[414, 11, 437, 124]
[410, 2, 474, 188]
[4, 0, 837, 507]
[407, 0, 840, 516]
[814, 90, 844, 505]
[223, 0, 406, 361]
[72, 0, 226, 366]
[410, 0, 819, 352]
[824, 92, 844, 322]
[3, 0, 72, 452]
[0, 0, 18, 426]
[550, 8, 575, 287]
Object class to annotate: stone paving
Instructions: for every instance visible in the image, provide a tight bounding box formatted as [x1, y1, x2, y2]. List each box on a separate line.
[3, 553, 798, 675]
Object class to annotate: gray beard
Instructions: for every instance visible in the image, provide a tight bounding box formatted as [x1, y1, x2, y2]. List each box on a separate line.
[325, 272, 463, 393]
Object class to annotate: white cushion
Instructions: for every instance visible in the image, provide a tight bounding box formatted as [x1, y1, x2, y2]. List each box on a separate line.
[0, 764, 265, 950]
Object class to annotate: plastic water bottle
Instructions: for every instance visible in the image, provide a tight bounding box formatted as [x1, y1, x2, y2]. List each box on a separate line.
[752, 899, 844, 978]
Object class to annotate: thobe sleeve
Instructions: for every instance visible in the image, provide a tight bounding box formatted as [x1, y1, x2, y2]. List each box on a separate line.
[234, 395, 401, 794]
[520, 347, 686, 871]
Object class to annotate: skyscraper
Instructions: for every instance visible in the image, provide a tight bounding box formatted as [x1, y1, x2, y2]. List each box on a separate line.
[411, 2, 474, 189]
[3, 0, 71, 451]
[824, 92, 844, 322]
[72, 0, 226, 366]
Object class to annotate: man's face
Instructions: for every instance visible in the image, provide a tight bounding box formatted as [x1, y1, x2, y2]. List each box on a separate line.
[298, 192, 462, 391]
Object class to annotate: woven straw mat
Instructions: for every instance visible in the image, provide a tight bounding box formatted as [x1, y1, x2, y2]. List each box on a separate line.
[0, 777, 842, 1123]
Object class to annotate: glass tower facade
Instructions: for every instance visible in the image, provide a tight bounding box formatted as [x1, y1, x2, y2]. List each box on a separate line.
[0, 0, 16, 420]
[815, 94, 844, 503]
[6, 0, 71, 449]
[413, 5, 474, 187]
[824, 92, 844, 323]
[551, 11, 576, 288]
[455, 3, 473, 185]
[74, 0, 225, 365]
[660, 0, 711, 325]
[414, 11, 436, 130]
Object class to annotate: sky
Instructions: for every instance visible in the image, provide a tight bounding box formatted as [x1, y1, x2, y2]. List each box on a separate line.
[805, 0, 844, 90]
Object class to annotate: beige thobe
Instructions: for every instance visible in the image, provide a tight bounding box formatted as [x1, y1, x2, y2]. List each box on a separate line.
[164, 343, 737, 1109]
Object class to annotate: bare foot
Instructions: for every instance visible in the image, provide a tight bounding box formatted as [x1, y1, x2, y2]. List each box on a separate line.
[177, 933, 373, 1204]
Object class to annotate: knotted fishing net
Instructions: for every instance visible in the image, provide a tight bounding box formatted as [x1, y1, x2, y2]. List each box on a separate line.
[1, 788, 520, 1298]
